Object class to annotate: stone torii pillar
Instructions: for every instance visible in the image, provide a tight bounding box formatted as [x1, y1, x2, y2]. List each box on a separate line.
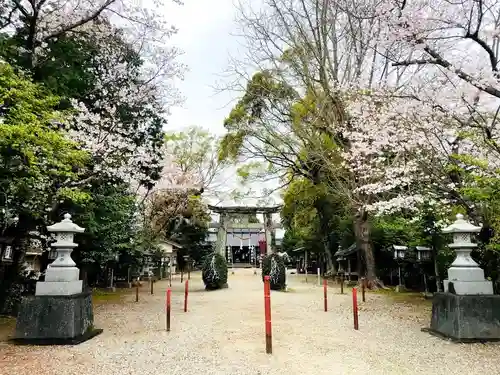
[215, 212, 227, 257]
[263, 212, 274, 254]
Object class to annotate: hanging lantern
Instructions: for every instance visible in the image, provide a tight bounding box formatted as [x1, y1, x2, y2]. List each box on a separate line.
[393, 245, 407, 259]
[416, 246, 432, 261]
[1, 243, 14, 263]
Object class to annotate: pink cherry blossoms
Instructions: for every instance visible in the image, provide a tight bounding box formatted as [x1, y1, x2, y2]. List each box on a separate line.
[328, 0, 500, 216]
[4, 0, 185, 191]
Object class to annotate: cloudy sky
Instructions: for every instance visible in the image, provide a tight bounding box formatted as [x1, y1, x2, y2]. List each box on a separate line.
[163, 0, 244, 135]
[160, 0, 282, 209]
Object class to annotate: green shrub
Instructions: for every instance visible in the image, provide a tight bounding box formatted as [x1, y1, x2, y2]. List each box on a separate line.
[262, 253, 286, 290]
[202, 252, 228, 290]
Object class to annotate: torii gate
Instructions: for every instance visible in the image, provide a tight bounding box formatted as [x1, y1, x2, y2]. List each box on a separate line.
[208, 205, 282, 257]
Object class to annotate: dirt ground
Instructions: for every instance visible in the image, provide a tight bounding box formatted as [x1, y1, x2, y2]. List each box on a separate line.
[1, 270, 499, 375]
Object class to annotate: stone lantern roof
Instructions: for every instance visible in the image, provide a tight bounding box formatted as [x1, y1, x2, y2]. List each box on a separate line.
[47, 213, 85, 234]
[442, 214, 481, 234]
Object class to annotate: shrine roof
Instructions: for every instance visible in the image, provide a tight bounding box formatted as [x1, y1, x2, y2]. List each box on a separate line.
[157, 239, 183, 249]
[208, 205, 282, 214]
[334, 244, 357, 257]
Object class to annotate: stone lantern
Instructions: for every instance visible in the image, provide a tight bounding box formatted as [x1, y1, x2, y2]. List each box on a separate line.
[160, 256, 167, 280]
[336, 245, 345, 273]
[393, 245, 407, 288]
[337, 256, 345, 272]
[416, 246, 432, 293]
[0, 215, 18, 264]
[441, 214, 492, 295]
[14, 213, 102, 345]
[36, 213, 84, 295]
[425, 213, 500, 342]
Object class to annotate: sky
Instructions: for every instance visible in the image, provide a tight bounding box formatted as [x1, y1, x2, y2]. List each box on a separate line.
[163, 0, 244, 135]
[160, 0, 282, 211]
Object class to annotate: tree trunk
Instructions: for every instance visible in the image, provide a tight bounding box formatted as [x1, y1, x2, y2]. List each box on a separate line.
[356, 248, 363, 277]
[353, 209, 383, 289]
[314, 199, 335, 274]
[323, 241, 334, 274]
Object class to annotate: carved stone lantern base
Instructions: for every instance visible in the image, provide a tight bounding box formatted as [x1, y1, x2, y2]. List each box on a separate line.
[35, 279, 83, 296]
[443, 279, 494, 295]
[424, 293, 500, 342]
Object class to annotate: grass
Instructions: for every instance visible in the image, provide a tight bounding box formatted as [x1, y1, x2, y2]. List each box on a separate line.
[91, 287, 135, 305]
[0, 315, 16, 341]
[372, 287, 432, 308]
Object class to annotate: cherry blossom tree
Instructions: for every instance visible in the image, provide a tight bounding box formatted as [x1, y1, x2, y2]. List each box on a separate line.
[1, 1, 185, 189]
[333, 0, 500, 218]
[162, 126, 230, 194]
[1, 0, 182, 69]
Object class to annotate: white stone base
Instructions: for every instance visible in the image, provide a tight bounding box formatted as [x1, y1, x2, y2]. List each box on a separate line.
[45, 266, 80, 282]
[448, 267, 485, 282]
[35, 280, 83, 296]
[444, 279, 494, 295]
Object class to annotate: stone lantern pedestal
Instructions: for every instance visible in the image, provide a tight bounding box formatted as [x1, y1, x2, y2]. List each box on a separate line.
[13, 214, 102, 345]
[424, 214, 500, 342]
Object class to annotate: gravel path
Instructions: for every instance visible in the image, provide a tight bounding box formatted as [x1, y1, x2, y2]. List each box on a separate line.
[1, 269, 500, 375]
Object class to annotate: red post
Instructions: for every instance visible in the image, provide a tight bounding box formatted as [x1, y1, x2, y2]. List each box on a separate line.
[184, 280, 189, 312]
[264, 275, 272, 354]
[166, 288, 171, 332]
[323, 278, 328, 312]
[353, 287, 359, 330]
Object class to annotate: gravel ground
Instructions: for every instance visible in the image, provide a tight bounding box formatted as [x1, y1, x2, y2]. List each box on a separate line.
[1, 269, 500, 375]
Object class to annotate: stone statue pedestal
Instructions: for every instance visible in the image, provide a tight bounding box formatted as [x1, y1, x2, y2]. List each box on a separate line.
[13, 291, 102, 345]
[425, 292, 500, 342]
[13, 214, 102, 345]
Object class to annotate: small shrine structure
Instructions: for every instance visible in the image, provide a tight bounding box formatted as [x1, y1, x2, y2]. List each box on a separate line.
[208, 205, 282, 266]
